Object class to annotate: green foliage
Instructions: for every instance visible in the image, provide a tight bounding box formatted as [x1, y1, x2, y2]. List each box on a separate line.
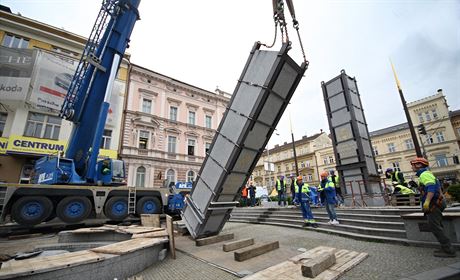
[447, 184, 460, 202]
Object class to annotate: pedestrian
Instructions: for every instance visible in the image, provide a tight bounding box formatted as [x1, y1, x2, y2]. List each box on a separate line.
[385, 168, 407, 187]
[329, 170, 344, 206]
[241, 185, 248, 207]
[275, 175, 286, 207]
[410, 157, 456, 258]
[296, 176, 318, 228]
[320, 171, 339, 225]
[248, 182, 256, 207]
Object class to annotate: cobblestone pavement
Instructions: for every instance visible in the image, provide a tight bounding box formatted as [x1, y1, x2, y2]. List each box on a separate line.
[136, 222, 460, 280]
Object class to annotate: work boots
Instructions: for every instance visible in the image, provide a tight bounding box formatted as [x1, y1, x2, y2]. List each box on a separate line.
[433, 249, 456, 258]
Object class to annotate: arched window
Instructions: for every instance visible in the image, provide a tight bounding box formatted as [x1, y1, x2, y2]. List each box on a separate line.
[135, 166, 146, 187]
[166, 169, 175, 185]
[187, 170, 195, 182]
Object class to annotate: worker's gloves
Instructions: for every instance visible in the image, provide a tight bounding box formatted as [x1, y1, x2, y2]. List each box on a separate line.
[422, 200, 431, 213]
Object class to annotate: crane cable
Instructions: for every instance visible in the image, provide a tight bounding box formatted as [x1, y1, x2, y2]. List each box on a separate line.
[262, 0, 308, 65]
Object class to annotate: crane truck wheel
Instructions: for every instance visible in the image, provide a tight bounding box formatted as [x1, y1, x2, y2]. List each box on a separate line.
[104, 196, 129, 221]
[11, 196, 53, 226]
[56, 196, 92, 223]
[136, 196, 162, 214]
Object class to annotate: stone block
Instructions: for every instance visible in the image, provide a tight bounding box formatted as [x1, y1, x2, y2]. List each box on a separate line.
[301, 251, 336, 278]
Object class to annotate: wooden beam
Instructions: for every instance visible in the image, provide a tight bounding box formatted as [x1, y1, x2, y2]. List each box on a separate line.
[234, 241, 279, 262]
[195, 233, 234, 246]
[223, 238, 254, 252]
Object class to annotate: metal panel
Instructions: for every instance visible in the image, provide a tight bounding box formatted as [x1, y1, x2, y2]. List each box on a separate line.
[322, 70, 380, 203]
[182, 42, 307, 239]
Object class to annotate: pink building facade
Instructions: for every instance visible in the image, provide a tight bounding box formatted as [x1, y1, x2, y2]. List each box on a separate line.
[120, 64, 230, 188]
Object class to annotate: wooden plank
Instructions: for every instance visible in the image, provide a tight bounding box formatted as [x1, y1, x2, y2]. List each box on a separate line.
[8, 233, 42, 240]
[90, 237, 167, 255]
[116, 227, 163, 234]
[234, 241, 279, 262]
[195, 233, 234, 246]
[132, 229, 168, 239]
[242, 246, 368, 280]
[0, 250, 104, 278]
[223, 238, 254, 252]
[166, 214, 176, 259]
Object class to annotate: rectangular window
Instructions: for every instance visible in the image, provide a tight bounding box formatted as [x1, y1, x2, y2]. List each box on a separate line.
[0, 113, 7, 137]
[24, 112, 61, 140]
[188, 139, 196, 156]
[392, 162, 400, 171]
[142, 99, 152, 114]
[425, 111, 431, 122]
[323, 158, 328, 164]
[405, 139, 414, 150]
[205, 142, 211, 155]
[328, 156, 334, 164]
[307, 174, 313, 181]
[2, 33, 29, 48]
[291, 163, 296, 169]
[51, 46, 79, 57]
[205, 115, 212, 129]
[418, 113, 424, 123]
[426, 134, 434, 144]
[436, 131, 445, 143]
[169, 106, 177, 121]
[432, 109, 438, 119]
[168, 136, 177, 153]
[387, 143, 396, 153]
[305, 161, 310, 167]
[373, 146, 379, 155]
[435, 154, 448, 167]
[100, 129, 112, 149]
[300, 161, 305, 168]
[138, 130, 149, 149]
[188, 111, 196, 125]
[378, 164, 383, 174]
[277, 165, 281, 172]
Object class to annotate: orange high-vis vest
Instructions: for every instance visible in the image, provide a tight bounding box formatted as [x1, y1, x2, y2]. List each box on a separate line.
[242, 186, 248, 197]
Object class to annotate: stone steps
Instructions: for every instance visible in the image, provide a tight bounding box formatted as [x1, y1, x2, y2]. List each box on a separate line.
[230, 206, 418, 241]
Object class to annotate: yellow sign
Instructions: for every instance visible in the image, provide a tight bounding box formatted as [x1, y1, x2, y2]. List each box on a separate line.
[8, 135, 66, 155]
[0, 137, 8, 154]
[99, 149, 117, 159]
[4, 135, 117, 159]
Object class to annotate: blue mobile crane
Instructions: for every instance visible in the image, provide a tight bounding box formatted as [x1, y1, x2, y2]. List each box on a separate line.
[33, 0, 140, 186]
[0, 0, 182, 226]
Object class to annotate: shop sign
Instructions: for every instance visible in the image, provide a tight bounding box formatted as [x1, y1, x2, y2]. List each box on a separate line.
[7, 135, 66, 155]
[0, 137, 8, 154]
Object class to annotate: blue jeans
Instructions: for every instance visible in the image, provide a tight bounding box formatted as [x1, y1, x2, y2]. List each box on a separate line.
[300, 200, 314, 220]
[250, 196, 256, 207]
[325, 203, 337, 220]
[278, 191, 286, 206]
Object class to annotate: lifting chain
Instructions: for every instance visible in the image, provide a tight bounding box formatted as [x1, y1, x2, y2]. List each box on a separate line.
[262, 0, 308, 65]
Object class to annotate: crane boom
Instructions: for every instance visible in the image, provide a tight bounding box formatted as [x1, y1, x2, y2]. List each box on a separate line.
[32, 0, 140, 185]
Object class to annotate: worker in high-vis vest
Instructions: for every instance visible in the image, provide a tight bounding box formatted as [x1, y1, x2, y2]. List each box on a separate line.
[275, 175, 287, 207]
[392, 182, 415, 195]
[411, 157, 455, 258]
[329, 170, 344, 206]
[320, 171, 339, 225]
[296, 176, 318, 228]
[385, 168, 407, 187]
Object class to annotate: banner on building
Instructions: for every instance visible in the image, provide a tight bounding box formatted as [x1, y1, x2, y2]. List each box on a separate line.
[4, 135, 117, 159]
[28, 51, 78, 112]
[0, 137, 8, 154]
[0, 47, 35, 101]
[106, 80, 124, 126]
[7, 135, 66, 155]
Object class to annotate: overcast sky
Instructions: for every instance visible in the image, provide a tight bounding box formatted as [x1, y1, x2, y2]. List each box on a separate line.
[4, 0, 459, 148]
